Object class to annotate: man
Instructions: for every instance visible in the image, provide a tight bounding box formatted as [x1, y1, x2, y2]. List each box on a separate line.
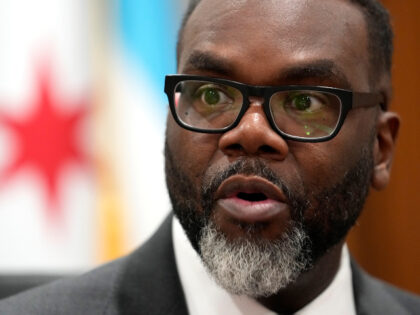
[0, 0, 419, 314]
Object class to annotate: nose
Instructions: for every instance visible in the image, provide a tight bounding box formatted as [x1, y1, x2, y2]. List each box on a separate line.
[218, 100, 289, 160]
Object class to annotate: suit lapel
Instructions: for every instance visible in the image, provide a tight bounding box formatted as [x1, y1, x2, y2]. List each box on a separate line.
[351, 259, 410, 315]
[114, 214, 189, 315]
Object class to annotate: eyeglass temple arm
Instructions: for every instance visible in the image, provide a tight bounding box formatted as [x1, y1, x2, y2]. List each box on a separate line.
[353, 92, 386, 110]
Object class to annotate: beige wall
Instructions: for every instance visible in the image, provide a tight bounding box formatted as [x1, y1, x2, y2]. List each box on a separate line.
[348, 0, 420, 295]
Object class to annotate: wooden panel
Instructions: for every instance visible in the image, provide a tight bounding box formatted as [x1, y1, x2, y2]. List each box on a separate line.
[347, 0, 420, 295]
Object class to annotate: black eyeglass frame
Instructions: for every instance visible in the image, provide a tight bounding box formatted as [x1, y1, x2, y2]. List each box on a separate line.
[164, 74, 384, 143]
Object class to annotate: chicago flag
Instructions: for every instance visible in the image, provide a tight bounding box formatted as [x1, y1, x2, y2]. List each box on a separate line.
[0, 0, 184, 273]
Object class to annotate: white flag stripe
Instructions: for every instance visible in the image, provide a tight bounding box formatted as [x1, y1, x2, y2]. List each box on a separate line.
[0, 0, 96, 272]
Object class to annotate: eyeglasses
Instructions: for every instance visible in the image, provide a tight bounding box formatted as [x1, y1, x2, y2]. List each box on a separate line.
[164, 75, 384, 142]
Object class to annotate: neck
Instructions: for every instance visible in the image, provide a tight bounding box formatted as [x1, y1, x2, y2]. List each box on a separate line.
[257, 241, 345, 314]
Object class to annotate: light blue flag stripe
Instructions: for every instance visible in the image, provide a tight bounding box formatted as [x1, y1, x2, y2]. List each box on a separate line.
[118, 0, 183, 116]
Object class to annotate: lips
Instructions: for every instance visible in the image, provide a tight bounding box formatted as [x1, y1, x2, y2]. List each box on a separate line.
[214, 175, 288, 223]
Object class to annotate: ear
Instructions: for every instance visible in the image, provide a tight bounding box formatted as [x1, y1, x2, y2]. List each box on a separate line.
[371, 111, 400, 190]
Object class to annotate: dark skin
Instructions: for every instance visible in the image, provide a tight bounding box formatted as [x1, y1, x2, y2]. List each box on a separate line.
[166, 0, 400, 312]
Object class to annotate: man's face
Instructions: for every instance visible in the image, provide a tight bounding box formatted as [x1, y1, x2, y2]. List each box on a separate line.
[166, 0, 380, 296]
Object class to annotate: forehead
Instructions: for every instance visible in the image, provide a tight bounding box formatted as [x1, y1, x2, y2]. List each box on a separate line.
[179, 0, 370, 89]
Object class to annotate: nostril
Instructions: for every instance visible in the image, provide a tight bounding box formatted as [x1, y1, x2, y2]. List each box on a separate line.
[259, 145, 276, 154]
[226, 143, 243, 152]
[222, 143, 281, 157]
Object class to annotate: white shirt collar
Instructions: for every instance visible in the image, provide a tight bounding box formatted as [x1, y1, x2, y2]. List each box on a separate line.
[172, 217, 356, 315]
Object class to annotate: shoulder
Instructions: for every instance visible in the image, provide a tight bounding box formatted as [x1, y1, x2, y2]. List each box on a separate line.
[0, 215, 186, 315]
[0, 256, 127, 315]
[381, 281, 420, 310]
[351, 259, 420, 315]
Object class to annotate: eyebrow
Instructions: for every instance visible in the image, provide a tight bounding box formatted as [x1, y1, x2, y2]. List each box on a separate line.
[278, 60, 353, 89]
[183, 51, 352, 89]
[183, 51, 232, 75]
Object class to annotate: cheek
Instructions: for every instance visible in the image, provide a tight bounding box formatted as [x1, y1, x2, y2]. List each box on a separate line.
[291, 144, 338, 193]
[291, 116, 374, 194]
[167, 119, 221, 183]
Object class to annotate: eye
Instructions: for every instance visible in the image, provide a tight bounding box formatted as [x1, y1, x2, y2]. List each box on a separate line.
[195, 84, 233, 106]
[286, 92, 326, 112]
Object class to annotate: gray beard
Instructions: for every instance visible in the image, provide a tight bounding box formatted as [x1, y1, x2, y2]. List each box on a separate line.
[198, 221, 311, 297]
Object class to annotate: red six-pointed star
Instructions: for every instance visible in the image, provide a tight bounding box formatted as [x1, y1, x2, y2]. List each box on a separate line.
[0, 67, 89, 217]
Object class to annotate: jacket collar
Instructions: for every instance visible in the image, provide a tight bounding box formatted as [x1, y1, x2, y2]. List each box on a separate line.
[115, 214, 188, 315]
[351, 259, 410, 315]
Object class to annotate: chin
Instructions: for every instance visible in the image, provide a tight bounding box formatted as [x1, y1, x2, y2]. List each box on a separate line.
[197, 219, 312, 297]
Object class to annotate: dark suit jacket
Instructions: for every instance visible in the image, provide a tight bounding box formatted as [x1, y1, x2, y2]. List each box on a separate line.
[0, 215, 419, 315]
[0, 275, 63, 300]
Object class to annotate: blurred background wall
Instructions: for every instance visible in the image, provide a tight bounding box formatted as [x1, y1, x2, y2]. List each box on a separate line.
[0, 0, 418, 294]
[348, 0, 420, 295]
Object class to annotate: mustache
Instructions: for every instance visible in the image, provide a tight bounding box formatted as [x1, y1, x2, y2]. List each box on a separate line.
[201, 159, 296, 216]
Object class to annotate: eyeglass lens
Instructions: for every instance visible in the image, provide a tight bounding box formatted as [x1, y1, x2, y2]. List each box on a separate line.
[174, 80, 342, 138]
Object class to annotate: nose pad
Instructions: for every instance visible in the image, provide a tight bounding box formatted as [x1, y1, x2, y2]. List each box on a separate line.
[218, 102, 289, 160]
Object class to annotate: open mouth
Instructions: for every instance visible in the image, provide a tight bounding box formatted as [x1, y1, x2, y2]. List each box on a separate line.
[236, 192, 268, 202]
[215, 175, 288, 222]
